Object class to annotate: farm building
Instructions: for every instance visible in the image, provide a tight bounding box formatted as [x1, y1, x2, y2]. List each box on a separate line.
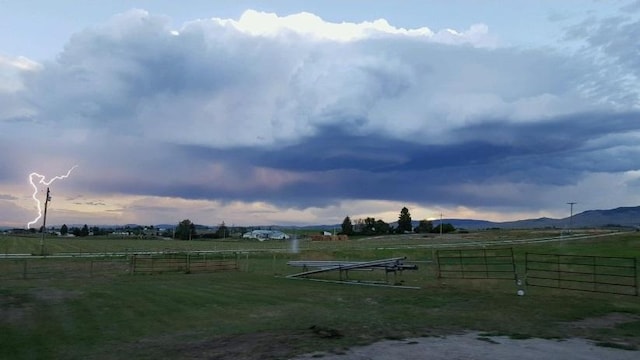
[242, 230, 290, 241]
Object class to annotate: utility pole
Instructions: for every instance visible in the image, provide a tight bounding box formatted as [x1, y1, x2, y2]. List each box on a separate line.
[40, 187, 51, 256]
[567, 202, 577, 234]
[440, 213, 443, 235]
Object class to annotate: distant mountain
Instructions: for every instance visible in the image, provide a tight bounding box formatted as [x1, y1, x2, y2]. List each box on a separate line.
[441, 219, 499, 230]
[448, 206, 640, 230]
[569, 206, 640, 228]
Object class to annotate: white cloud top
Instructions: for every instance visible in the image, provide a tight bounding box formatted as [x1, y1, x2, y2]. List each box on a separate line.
[207, 9, 496, 47]
[11, 9, 611, 149]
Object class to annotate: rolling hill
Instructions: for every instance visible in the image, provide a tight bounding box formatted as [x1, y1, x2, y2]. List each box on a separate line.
[447, 206, 640, 230]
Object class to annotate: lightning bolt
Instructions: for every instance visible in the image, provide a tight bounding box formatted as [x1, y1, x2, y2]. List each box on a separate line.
[27, 165, 78, 229]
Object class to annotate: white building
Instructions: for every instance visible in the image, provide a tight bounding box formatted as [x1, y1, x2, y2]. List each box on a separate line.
[242, 230, 290, 241]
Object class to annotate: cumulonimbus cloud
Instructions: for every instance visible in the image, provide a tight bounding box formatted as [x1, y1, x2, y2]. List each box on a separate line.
[1, 7, 639, 227]
[14, 9, 623, 150]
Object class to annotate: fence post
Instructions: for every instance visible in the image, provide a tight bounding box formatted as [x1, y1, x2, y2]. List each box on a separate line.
[635, 257, 638, 296]
[592, 256, 597, 292]
[556, 255, 561, 288]
[510, 248, 517, 283]
[186, 254, 190, 274]
[524, 253, 529, 287]
[235, 252, 239, 271]
[483, 248, 488, 278]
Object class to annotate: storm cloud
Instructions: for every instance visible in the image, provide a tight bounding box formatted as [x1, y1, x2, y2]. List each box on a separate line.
[1, 7, 640, 227]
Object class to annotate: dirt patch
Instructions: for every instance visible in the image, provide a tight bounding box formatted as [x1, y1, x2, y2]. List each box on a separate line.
[1, 288, 82, 326]
[98, 330, 331, 360]
[291, 332, 639, 360]
[81, 313, 640, 359]
[29, 287, 83, 303]
[560, 312, 640, 351]
[84, 325, 640, 360]
[0, 294, 32, 325]
[169, 332, 308, 360]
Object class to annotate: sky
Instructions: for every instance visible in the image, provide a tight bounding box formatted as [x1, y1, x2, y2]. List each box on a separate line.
[1, 0, 640, 228]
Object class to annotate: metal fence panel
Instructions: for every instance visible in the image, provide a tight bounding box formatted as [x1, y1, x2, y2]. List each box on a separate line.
[0, 254, 238, 279]
[130, 253, 238, 274]
[0, 258, 130, 279]
[525, 253, 638, 296]
[436, 248, 516, 280]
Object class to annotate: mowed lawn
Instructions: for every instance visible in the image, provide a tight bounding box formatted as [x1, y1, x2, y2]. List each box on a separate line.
[0, 231, 639, 359]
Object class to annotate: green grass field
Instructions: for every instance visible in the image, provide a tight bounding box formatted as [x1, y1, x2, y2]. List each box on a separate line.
[1, 230, 639, 359]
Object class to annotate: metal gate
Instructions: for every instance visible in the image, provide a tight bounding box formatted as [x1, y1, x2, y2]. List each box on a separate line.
[525, 253, 638, 296]
[436, 248, 517, 280]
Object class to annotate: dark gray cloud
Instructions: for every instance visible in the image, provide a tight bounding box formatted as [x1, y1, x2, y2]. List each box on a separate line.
[2, 8, 640, 226]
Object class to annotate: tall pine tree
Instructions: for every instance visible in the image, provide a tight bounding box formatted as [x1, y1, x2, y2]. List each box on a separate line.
[397, 207, 412, 233]
[341, 216, 354, 235]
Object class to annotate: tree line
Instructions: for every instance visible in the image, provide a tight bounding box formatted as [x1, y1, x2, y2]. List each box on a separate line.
[38, 224, 157, 237]
[340, 207, 456, 236]
[35, 207, 455, 240]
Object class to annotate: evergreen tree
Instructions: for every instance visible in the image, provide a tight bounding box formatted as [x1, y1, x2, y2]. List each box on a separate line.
[80, 224, 89, 237]
[341, 216, 354, 235]
[60, 224, 68, 236]
[398, 207, 413, 233]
